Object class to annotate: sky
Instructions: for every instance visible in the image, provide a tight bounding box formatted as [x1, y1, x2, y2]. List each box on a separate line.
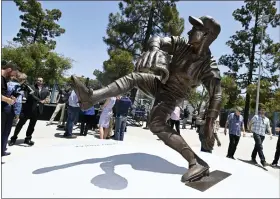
[2, 1, 280, 79]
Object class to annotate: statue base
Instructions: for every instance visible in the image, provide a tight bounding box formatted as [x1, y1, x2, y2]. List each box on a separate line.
[2, 139, 279, 198]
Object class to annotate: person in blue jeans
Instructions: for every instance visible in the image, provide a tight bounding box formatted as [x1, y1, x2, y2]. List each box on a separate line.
[2, 73, 26, 156]
[224, 107, 245, 160]
[64, 90, 80, 138]
[80, 106, 95, 136]
[114, 94, 132, 141]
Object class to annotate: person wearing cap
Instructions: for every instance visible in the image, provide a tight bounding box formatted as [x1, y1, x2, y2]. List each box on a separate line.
[71, 15, 222, 183]
[248, 104, 272, 167]
[224, 107, 245, 159]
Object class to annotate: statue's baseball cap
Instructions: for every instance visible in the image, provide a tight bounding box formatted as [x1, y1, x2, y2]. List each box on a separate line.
[189, 15, 221, 39]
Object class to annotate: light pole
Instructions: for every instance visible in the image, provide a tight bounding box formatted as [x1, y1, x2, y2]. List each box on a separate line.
[255, 12, 269, 115]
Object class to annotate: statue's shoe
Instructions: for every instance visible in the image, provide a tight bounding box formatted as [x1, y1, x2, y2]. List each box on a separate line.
[181, 164, 210, 183]
[70, 75, 96, 110]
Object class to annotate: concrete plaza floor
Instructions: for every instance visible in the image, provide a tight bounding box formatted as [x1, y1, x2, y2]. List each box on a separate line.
[1, 121, 280, 198]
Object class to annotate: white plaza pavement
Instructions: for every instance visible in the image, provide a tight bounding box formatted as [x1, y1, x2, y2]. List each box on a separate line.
[1, 121, 280, 198]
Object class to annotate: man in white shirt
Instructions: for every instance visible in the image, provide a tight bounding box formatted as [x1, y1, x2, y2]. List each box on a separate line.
[64, 90, 80, 139]
[248, 105, 272, 167]
[170, 106, 181, 135]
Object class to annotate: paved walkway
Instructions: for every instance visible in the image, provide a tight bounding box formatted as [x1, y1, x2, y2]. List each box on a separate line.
[2, 121, 279, 198]
[2, 121, 280, 179]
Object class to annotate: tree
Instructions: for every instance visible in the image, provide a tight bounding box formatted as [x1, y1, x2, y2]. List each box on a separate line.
[246, 79, 274, 111]
[265, 89, 280, 112]
[188, 87, 209, 113]
[102, 0, 184, 102]
[104, 0, 184, 58]
[13, 0, 65, 49]
[2, 42, 72, 84]
[218, 0, 280, 129]
[221, 75, 242, 109]
[93, 49, 134, 86]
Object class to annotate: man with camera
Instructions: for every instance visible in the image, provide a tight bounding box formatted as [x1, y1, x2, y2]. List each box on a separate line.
[1, 61, 20, 157]
[9, 77, 50, 146]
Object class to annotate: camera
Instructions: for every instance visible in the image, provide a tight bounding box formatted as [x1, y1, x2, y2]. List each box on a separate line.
[11, 82, 35, 98]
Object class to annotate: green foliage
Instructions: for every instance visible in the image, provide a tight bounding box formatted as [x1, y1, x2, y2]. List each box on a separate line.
[103, 0, 184, 58]
[219, 0, 280, 85]
[218, 0, 280, 127]
[2, 42, 72, 84]
[98, 0, 184, 99]
[265, 89, 280, 112]
[221, 76, 243, 109]
[235, 95, 246, 108]
[246, 79, 274, 111]
[188, 86, 209, 113]
[13, 0, 65, 49]
[93, 49, 134, 86]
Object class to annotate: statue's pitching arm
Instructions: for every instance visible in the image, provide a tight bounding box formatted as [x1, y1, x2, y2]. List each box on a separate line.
[203, 78, 222, 120]
[200, 61, 222, 150]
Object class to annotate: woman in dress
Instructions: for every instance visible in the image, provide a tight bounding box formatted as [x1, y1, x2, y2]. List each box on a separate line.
[98, 97, 116, 139]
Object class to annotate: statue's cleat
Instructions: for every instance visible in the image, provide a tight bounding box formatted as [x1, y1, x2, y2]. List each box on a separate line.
[70, 75, 96, 110]
[181, 164, 210, 183]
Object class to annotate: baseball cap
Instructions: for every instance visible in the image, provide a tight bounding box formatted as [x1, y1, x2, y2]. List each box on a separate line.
[189, 15, 221, 39]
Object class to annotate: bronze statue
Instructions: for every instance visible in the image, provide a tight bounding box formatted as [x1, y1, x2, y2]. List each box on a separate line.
[71, 16, 222, 183]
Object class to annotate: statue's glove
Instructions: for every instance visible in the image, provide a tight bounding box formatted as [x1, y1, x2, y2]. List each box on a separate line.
[201, 117, 215, 150]
[135, 49, 170, 71]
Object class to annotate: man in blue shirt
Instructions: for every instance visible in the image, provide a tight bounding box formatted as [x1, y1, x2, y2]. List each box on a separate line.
[114, 94, 132, 141]
[224, 107, 245, 159]
[64, 90, 80, 138]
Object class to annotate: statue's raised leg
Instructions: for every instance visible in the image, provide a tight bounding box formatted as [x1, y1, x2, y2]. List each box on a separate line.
[71, 73, 159, 110]
[149, 101, 210, 182]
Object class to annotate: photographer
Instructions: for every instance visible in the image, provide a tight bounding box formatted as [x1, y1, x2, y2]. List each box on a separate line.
[1, 61, 20, 157]
[9, 77, 50, 146]
[1, 73, 27, 157]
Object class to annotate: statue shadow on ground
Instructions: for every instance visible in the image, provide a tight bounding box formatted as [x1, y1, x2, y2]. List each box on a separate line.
[32, 153, 186, 190]
[238, 158, 268, 171]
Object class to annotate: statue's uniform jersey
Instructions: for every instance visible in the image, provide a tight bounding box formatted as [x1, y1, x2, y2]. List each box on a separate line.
[156, 36, 221, 102]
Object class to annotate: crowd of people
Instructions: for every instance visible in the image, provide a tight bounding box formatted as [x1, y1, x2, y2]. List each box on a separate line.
[168, 105, 280, 168]
[1, 61, 280, 168]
